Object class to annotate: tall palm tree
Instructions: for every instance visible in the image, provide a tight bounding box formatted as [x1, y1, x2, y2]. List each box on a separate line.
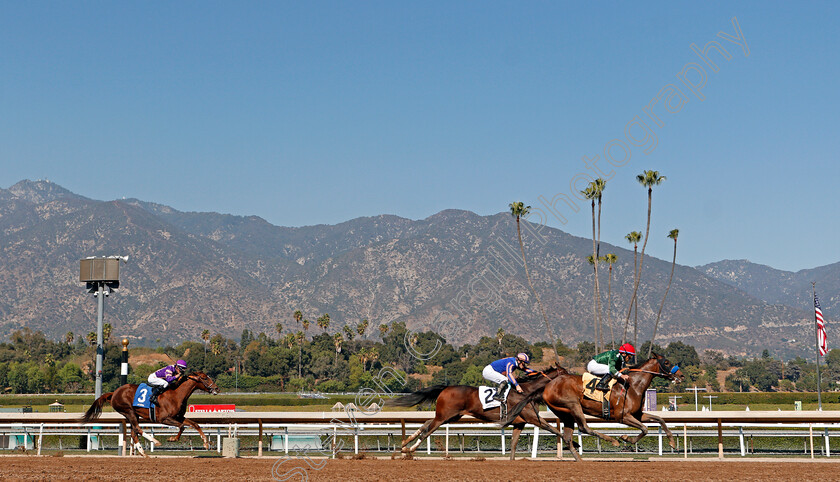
[295, 331, 305, 378]
[65, 331, 74, 345]
[625, 170, 666, 348]
[509, 201, 561, 366]
[102, 323, 112, 345]
[275, 323, 283, 340]
[201, 329, 210, 365]
[582, 184, 603, 352]
[378, 323, 389, 339]
[622, 231, 642, 344]
[333, 333, 343, 369]
[604, 253, 618, 349]
[585, 253, 601, 350]
[649, 229, 679, 357]
[594, 178, 607, 349]
[496, 328, 505, 356]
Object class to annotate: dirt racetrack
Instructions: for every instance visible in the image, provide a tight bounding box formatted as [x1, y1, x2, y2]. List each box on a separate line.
[0, 456, 835, 481]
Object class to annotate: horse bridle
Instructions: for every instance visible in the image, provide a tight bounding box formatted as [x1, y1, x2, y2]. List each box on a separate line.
[188, 374, 217, 392]
[628, 357, 680, 380]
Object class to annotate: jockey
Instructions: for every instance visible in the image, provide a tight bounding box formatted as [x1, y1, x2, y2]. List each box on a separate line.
[482, 353, 535, 402]
[147, 359, 187, 405]
[587, 343, 635, 392]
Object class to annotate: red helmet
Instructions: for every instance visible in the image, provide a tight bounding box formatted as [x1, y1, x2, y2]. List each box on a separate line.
[618, 343, 636, 355]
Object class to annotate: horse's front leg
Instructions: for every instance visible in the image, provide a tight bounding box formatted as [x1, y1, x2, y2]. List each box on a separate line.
[569, 404, 620, 447]
[640, 412, 676, 448]
[179, 418, 211, 450]
[166, 424, 186, 443]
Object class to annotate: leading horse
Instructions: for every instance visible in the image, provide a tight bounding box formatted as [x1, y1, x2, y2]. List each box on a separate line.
[500, 353, 684, 462]
[391, 366, 575, 459]
[81, 371, 219, 456]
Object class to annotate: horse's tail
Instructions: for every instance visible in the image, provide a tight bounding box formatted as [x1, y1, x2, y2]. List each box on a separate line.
[390, 385, 447, 407]
[80, 392, 113, 423]
[498, 389, 543, 427]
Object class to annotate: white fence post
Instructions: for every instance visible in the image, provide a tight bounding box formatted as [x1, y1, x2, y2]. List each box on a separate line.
[531, 426, 540, 458]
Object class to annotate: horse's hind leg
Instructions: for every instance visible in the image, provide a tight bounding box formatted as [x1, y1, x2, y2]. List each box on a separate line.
[168, 425, 186, 443]
[401, 419, 433, 452]
[618, 413, 648, 445]
[181, 418, 210, 450]
[569, 404, 620, 447]
[557, 413, 582, 462]
[509, 424, 524, 460]
[640, 412, 676, 448]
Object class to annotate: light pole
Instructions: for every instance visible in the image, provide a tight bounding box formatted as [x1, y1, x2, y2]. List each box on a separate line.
[704, 395, 718, 411]
[80, 256, 127, 399]
[686, 386, 707, 411]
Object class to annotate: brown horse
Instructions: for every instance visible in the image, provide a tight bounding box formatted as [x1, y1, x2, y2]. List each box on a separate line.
[391, 366, 575, 460]
[81, 371, 220, 456]
[501, 353, 684, 461]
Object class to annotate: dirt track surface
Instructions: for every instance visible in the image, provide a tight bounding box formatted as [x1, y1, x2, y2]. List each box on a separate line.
[0, 456, 834, 481]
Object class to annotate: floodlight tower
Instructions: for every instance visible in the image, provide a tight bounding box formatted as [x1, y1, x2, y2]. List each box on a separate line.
[79, 256, 127, 399]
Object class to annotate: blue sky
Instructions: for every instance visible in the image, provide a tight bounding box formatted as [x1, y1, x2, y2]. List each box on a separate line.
[0, 2, 837, 272]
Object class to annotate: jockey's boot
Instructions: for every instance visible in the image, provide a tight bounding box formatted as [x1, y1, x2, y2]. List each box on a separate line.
[595, 373, 613, 392]
[493, 381, 508, 402]
[149, 386, 162, 406]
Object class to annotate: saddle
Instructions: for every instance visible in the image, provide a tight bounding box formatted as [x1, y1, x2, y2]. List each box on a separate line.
[581, 373, 618, 419]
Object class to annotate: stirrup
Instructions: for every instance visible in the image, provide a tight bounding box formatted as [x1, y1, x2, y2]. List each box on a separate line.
[601, 398, 610, 419]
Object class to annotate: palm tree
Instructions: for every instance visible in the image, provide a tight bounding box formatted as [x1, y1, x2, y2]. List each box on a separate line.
[368, 348, 379, 370]
[275, 323, 283, 340]
[357, 319, 369, 338]
[333, 333, 343, 369]
[625, 170, 666, 348]
[622, 230, 643, 345]
[317, 314, 331, 333]
[496, 327, 505, 356]
[649, 229, 679, 357]
[343, 324, 355, 341]
[284, 333, 296, 350]
[582, 184, 602, 352]
[378, 323, 389, 339]
[65, 331, 75, 345]
[604, 253, 618, 349]
[103, 323, 112, 345]
[302, 318, 310, 335]
[594, 178, 607, 350]
[293, 310, 303, 324]
[295, 331, 305, 378]
[201, 329, 210, 365]
[509, 201, 561, 366]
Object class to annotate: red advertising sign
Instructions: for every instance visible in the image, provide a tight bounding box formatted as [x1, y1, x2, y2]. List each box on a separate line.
[188, 404, 236, 413]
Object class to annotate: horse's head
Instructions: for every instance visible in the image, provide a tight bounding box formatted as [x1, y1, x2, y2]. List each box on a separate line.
[650, 353, 684, 383]
[188, 371, 220, 395]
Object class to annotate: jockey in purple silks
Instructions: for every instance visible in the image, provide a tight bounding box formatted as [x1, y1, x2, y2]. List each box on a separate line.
[147, 359, 187, 405]
[482, 353, 535, 402]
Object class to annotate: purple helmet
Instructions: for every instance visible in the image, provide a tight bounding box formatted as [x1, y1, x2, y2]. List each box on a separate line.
[176, 359, 187, 369]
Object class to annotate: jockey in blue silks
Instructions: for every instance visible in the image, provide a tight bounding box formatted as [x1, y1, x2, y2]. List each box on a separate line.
[147, 359, 187, 406]
[482, 353, 535, 401]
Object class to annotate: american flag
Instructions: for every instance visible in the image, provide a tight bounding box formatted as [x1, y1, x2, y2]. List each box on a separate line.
[816, 293, 827, 356]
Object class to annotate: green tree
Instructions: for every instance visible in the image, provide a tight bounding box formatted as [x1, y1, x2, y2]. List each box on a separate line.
[509, 201, 561, 366]
[357, 319, 369, 338]
[316, 314, 331, 333]
[343, 324, 355, 341]
[460, 365, 485, 386]
[649, 228, 679, 357]
[201, 329, 210, 366]
[378, 323, 389, 339]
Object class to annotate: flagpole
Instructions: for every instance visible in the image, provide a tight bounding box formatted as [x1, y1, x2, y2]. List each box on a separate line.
[813, 282, 822, 411]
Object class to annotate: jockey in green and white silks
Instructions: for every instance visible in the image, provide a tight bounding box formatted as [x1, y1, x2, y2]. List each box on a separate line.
[587, 343, 635, 391]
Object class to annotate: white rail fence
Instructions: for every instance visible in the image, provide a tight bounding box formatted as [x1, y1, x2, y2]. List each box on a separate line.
[3, 413, 840, 459]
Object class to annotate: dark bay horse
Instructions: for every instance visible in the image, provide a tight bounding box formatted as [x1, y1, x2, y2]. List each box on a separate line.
[501, 353, 684, 461]
[391, 366, 573, 460]
[81, 371, 220, 456]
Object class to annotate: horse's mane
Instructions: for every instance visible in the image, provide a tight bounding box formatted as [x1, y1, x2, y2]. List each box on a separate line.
[627, 353, 663, 370]
[520, 365, 566, 383]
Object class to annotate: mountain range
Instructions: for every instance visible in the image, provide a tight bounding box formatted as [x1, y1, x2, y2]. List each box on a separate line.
[0, 179, 833, 359]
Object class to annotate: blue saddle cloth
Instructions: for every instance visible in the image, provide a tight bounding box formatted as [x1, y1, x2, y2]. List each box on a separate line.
[133, 383, 153, 409]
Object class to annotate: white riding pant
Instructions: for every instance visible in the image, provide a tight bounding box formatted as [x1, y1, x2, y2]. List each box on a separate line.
[587, 360, 611, 376]
[482, 365, 508, 385]
[147, 373, 169, 388]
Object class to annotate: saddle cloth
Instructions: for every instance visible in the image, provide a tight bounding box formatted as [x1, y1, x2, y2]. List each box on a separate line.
[133, 383, 153, 409]
[478, 385, 511, 410]
[581, 373, 618, 402]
